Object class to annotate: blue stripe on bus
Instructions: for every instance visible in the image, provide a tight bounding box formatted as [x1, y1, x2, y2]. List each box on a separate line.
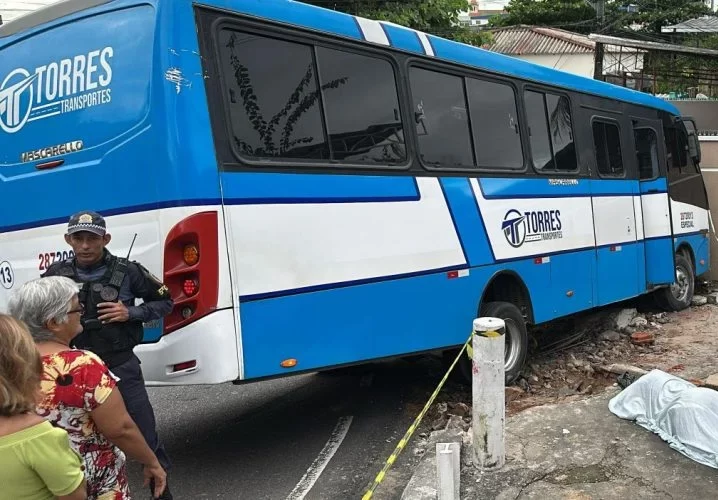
[477, 178, 639, 199]
[440, 178, 495, 265]
[437, 180, 469, 265]
[380, 23, 425, 54]
[640, 178, 668, 193]
[239, 254, 550, 378]
[219, 172, 420, 202]
[675, 232, 710, 277]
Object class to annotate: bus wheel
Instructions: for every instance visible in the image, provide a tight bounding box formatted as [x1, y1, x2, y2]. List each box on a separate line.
[452, 301, 528, 385]
[655, 253, 694, 311]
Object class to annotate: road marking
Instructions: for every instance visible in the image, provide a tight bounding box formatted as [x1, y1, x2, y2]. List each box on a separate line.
[286, 416, 354, 500]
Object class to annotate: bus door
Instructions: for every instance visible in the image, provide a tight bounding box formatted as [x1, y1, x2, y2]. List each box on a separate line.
[632, 117, 674, 287]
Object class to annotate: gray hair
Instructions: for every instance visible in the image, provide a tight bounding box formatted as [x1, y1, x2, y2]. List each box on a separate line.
[7, 277, 80, 343]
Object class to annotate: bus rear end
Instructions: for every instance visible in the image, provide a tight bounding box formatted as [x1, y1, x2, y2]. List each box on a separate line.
[0, 0, 240, 386]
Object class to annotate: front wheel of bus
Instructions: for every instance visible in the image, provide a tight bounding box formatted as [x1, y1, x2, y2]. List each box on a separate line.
[655, 253, 694, 311]
[453, 301, 528, 385]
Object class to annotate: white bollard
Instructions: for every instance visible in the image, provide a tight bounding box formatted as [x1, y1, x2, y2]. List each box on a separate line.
[436, 442, 460, 500]
[472, 317, 506, 470]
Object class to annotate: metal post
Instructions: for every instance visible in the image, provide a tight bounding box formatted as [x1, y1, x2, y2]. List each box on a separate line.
[472, 317, 506, 470]
[436, 442, 460, 500]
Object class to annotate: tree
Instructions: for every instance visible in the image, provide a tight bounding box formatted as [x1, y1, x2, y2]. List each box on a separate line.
[490, 0, 597, 34]
[303, 0, 492, 45]
[607, 0, 711, 35]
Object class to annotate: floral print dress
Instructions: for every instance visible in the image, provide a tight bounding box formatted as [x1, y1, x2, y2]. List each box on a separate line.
[37, 349, 130, 500]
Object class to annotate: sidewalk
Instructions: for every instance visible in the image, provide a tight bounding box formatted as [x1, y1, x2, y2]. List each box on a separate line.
[401, 387, 717, 499]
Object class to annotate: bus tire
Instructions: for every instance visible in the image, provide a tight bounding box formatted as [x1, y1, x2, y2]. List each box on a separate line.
[655, 253, 694, 311]
[453, 301, 528, 385]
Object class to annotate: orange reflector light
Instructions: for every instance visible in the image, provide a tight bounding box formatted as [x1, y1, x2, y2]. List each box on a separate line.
[280, 358, 298, 368]
[183, 279, 199, 297]
[172, 360, 197, 372]
[183, 244, 199, 266]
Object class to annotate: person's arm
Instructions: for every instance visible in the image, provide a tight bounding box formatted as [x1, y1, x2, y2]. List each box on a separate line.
[126, 261, 173, 322]
[27, 428, 87, 500]
[97, 261, 173, 324]
[90, 389, 166, 495]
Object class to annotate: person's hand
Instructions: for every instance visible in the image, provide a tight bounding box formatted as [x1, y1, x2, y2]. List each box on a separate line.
[143, 462, 167, 499]
[97, 302, 130, 323]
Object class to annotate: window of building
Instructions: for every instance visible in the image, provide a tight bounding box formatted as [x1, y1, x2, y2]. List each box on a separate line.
[592, 121, 624, 177]
[634, 128, 659, 180]
[410, 67, 474, 168]
[524, 90, 576, 172]
[466, 78, 523, 169]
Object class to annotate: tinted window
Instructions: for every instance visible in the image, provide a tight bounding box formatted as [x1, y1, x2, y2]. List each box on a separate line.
[525, 90, 576, 171]
[546, 94, 576, 171]
[525, 91, 552, 170]
[593, 121, 624, 177]
[218, 30, 329, 160]
[466, 78, 523, 169]
[316, 47, 405, 164]
[410, 67, 474, 168]
[635, 128, 658, 180]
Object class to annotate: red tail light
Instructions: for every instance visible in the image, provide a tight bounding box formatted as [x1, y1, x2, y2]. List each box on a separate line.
[163, 212, 219, 335]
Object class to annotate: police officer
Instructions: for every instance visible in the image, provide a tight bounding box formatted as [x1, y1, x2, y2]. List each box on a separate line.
[42, 211, 174, 500]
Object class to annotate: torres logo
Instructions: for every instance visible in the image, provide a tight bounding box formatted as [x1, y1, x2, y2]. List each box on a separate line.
[0, 47, 114, 134]
[502, 209, 563, 248]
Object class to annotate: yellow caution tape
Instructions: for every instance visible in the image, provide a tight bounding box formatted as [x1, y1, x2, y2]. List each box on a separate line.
[361, 331, 474, 500]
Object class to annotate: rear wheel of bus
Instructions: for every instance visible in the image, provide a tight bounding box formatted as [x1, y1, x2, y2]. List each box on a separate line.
[446, 301, 528, 385]
[655, 252, 695, 311]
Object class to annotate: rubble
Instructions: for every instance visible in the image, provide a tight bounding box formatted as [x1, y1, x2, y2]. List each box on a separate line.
[692, 295, 708, 306]
[631, 331, 655, 346]
[707, 293, 718, 305]
[598, 330, 621, 342]
[614, 308, 638, 331]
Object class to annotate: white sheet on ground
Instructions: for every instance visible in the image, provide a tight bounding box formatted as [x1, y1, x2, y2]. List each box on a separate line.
[608, 369, 718, 469]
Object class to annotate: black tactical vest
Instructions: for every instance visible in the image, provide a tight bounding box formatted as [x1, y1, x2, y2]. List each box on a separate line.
[48, 254, 144, 368]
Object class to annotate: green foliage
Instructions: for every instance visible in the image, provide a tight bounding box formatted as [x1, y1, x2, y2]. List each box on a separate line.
[304, 0, 492, 45]
[490, 0, 597, 33]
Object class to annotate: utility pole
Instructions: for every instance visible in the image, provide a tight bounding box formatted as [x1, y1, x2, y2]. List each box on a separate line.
[593, 0, 606, 81]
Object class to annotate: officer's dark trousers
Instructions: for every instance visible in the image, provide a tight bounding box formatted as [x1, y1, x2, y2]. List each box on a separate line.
[112, 354, 172, 471]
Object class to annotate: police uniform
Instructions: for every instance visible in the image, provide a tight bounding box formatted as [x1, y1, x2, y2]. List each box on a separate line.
[42, 211, 173, 498]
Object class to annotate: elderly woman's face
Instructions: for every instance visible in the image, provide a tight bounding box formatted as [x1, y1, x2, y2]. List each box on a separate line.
[63, 294, 84, 339]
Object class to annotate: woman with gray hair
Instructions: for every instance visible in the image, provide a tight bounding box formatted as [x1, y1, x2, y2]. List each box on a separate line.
[8, 276, 166, 500]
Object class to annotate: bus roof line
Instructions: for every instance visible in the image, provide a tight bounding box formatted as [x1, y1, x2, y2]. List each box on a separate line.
[0, 0, 111, 38]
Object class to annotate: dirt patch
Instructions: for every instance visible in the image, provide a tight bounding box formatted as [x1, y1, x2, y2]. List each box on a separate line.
[430, 283, 718, 419]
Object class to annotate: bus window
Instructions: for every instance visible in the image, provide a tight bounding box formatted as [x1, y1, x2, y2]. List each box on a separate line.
[315, 47, 405, 164]
[634, 128, 659, 180]
[664, 125, 695, 178]
[466, 78, 523, 169]
[218, 30, 330, 160]
[592, 120, 624, 177]
[409, 67, 474, 169]
[525, 90, 576, 172]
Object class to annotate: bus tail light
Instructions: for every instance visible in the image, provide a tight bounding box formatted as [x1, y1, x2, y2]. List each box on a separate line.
[163, 212, 219, 335]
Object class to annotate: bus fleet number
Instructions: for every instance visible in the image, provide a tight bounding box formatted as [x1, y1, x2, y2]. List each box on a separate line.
[38, 251, 75, 271]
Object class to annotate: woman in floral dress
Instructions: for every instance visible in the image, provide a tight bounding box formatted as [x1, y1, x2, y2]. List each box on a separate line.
[8, 277, 166, 500]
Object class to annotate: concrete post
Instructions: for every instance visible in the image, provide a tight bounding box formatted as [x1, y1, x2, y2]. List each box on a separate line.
[472, 317, 506, 470]
[436, 442, 460, 500]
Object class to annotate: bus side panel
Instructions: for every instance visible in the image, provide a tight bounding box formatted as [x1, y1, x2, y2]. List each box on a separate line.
[238, 260, 549, 379]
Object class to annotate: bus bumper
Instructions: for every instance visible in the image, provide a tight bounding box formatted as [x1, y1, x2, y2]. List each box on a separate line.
[134, 309, 240, 386]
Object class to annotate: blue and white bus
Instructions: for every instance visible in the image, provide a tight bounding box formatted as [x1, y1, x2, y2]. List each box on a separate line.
[0, 0, 710, 385]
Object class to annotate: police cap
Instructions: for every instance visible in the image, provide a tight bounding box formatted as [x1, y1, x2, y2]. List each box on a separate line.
[66, 211, 106, 237]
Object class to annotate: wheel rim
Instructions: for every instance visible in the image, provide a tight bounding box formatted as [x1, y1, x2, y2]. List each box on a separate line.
[670, 264, 690, 303]
[503, 317, 522, 371]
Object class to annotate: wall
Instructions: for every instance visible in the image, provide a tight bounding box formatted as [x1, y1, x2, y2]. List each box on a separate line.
[516, 52, 644, 79]
[698, 138, 718, 280]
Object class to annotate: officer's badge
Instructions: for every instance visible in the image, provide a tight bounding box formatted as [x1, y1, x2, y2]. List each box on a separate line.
[78, 213, 94, 224]
[157, 285, 169, 296]
[100, 286, 119, 301]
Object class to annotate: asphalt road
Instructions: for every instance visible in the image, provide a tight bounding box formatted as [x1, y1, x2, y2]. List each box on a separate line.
[126, 356, 448, 500]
